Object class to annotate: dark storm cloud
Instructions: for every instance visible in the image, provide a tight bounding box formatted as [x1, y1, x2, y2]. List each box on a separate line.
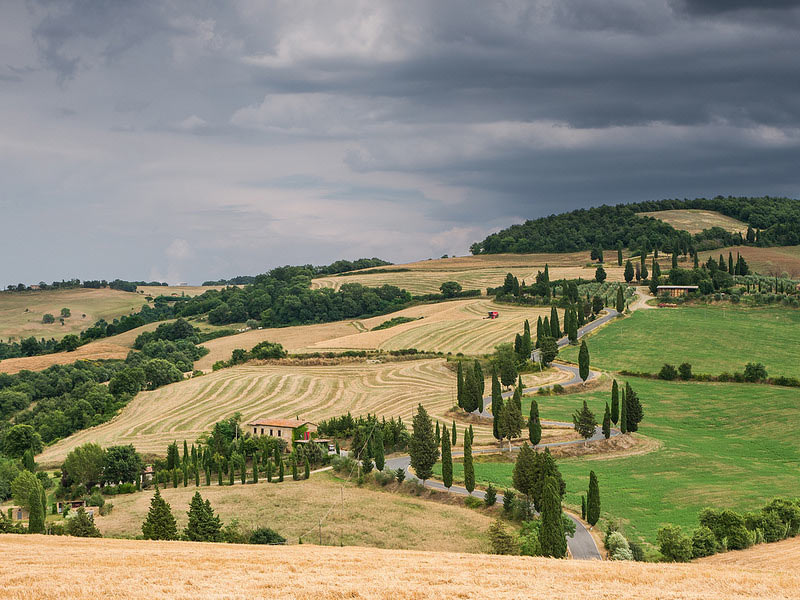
[1, 0, 798, 284]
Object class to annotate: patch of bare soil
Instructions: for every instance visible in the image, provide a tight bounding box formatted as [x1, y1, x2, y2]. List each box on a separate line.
[550, 433, 660, 460]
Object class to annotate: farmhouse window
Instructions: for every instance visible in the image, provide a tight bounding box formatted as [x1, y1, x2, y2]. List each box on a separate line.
[270, 429, 273, 436]
[278, 430, 281, 437]
[261, 428, 264, 435]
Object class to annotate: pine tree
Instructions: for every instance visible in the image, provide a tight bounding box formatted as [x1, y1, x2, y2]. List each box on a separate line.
[610, 380, 619, 424]
[578, 340, 590, 382]
[500, 396, 521, 449]
[550, 306, 561, 338]
[620, 386, 628, 434]
[529, 399, 542, 445]
[624, 260, 634, 283]
[463, 427, 475, 494]
[456, 361, 464, 409]
[441, 425, 452, 489]
[451, 420, 457, 446]
[572, 400, 596, 442]
[512, 442, 537, 510]
[141, 487, 178, 540]
[373, 428, 385, 471]
[616, 285, 625, 313]
[409, 404, 439, 483]
[586, 470, 600, 526]
[304, 456, 310, 480]
[602, 403, 611, 439]
[184, 492, 221, 542]
[540, 475, 567, 557]
[491, 367, 502, 440]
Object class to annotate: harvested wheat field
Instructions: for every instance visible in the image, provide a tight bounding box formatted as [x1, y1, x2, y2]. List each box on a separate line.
[0, 341, 130, 374]
[0, 287, 145, 341]
[2, 535, 798, 600]
[312, 253, 626, 295]
[639, 209, 749, 235]
[698, 535, 800, 570]
[96, 471, 494, 552]
[135, 284, 229, 297]
[37, 359, 459, 463]
[698, 245, 800, 277]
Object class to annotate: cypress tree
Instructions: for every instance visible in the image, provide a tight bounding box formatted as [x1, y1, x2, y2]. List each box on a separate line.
[229, 462, 235, 486]
[491, 367, 502, 440]
[252, 455, 259, 484]
[550, 306, 561, 338]
[581, 495, 587, 520]
[536, 316, 543, 347]
[567, 308, 578, 344]
[27, 484, 45, 534]
[522, 320, 533, 358]
[291, 458, 298, 481]
[611, 380, 619, 424]
[441, 425, 452, 489]
[694, 252, 699, 268]
[183, 462, 188, 487]
[278, 456, 284, 482]
[616, 285, 625, 313]
[195, 465, 200, 487]
[617, 243, 623, 266]
[578, 340, 590, 381]
[469, 424, 474, 445]
[172, 467, 179, 488]
[672, 252, 678, 268]
[540, 475, 567, 557]
[304, 456, 310, 480]
[719, 254, 726, 272]
[542, 316, 550, 340]
[729, 252, 734, 276]
[620, 386, 628, 434]
[451, 420, 457, 446]
[529, 399, 542, 445]
[463, 427, 475, 494]
[625, 382, 644, 432]
[266, 460, 273, 483]
[183, 440, 189, 466]
[602, 403, 611, 439]
[473, 361, 485, 410]
[624, 260, 634, 283]
[22, 449, 35, 472]
[586, 470, 601, 526]
[141, 487, 178, 540]
[435, 420, 441, 445]
[409, 404, 439, 483]
[374, 428, 385, 471]
[463, 368, 477, 413]
[456, 361, 464, 409]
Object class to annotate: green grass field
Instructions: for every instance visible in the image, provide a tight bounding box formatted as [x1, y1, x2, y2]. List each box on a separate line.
[437, 378, 800, 546]
[560, 305, 800, 377]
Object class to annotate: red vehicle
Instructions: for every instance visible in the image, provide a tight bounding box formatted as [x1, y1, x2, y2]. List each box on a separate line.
[487, 311, 499, 319]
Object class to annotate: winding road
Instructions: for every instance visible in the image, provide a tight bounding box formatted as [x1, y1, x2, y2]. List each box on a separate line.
[384, 305, 630, 560]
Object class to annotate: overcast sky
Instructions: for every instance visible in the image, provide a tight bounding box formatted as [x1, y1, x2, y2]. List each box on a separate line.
[2, 1, 799, 285]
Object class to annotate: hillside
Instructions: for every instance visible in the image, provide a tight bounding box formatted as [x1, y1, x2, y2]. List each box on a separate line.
[697, 245, 800, 278]
[95, 471, 495, 553]
[1, 535, 797, 600]
[639, 209, 749, 235]
[0, 287, 144, 341]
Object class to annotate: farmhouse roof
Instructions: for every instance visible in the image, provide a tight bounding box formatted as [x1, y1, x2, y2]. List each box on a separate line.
[246, 418, 315, 428]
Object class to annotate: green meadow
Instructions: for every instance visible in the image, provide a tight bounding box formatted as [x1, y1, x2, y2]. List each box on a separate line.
[437, 378, 800, 546]
[560, 305, 800, 377]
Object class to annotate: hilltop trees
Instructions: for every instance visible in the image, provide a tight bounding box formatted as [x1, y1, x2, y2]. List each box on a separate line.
[142, 488, 178, 540]
[409, 404, 438, 483]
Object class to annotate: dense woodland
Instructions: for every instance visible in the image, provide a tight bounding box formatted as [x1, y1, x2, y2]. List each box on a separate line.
[471, 196, 800, 254]
[202, 257, 392, 285]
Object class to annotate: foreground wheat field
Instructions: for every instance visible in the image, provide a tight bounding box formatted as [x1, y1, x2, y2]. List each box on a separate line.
[1, 534, 797, 600]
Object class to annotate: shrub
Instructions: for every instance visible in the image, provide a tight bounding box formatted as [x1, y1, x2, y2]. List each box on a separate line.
[605, 531, 632, 561]
[66, 507, 102, 538]
[395, 468, 406, 484]
[691, 525, 718, 558]
[744, 510, 787, 543]
[99, 502, 113, 516]
[743, 362, 768, 382]
[628, 540, 645, 561]
[657, 525, 692, 562]
[679, 363, 693, 380]
[331, 456, 357, 475]
[502, 489, 515, 515]
[249, 527, 286, 545]
[484, 484, 497, 507]
[87, 491, 105, 507]
[465, 496, 484, 509]
[658, 364, 678, 380]
[488, 519, 518, 555]
[373, 470, 394, 487]
[699, 508, 753, 550]
[552, 384, 565, 394]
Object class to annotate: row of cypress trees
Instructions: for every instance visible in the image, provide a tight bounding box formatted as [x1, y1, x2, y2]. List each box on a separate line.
[456, 360, 485, 413]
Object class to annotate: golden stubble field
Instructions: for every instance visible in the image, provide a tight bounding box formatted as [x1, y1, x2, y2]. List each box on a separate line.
[0, 287, 145, 341]
[312, 251, 627, 295]
[1, 534, 797, 600]
[95, 471, 495, 553]
[639, 209, 749, 235]
[196, 299, 562, 369]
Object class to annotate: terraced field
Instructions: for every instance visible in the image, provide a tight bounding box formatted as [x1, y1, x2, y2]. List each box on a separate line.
[311, 252, 627, 295]
[639, 209, 748, 235]
[37, 359, 461, 463]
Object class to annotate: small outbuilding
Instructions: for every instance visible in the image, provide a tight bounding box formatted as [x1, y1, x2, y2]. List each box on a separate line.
[246, 418, 318, 445]
[657, 285, 699, 298]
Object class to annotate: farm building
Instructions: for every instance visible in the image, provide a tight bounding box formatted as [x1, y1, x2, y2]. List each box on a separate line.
[657, 285, 699, 297]
[7, 506, 28, 521]
[246, 418, 318, 443]
[56, 500, 87, 514]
